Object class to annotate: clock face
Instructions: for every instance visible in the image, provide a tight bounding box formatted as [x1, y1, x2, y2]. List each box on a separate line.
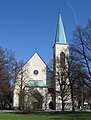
[33, 70, 39, 75]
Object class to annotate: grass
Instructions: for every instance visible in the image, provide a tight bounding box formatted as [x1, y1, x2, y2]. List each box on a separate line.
[0, 112, 91, 120]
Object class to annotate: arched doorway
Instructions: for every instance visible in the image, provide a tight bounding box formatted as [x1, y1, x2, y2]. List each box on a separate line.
[49, 101, 54, 110]
[33, 92, 43, 110]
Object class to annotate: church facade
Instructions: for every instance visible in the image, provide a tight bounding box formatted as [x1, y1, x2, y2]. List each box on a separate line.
[13, 14, 72, 111]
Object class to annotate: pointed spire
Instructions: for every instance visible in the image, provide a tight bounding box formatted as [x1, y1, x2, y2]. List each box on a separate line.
[55, 14, 67, 44]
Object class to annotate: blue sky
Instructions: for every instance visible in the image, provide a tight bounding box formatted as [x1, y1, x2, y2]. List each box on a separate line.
[0, 0, 90, 63]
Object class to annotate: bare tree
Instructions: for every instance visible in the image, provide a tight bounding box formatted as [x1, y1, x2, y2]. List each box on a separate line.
[14, 60, 38, 111]
[14, 60, 26, 110]
[67, 43, 91, 111]
[49, 55, 71, 111]
[71, 20, 91, 88]
[57, 60, 70, 111]
[0, 47, 16, 109]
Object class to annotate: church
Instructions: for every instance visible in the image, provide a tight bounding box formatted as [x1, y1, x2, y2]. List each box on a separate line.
[13, 14, 72, 111]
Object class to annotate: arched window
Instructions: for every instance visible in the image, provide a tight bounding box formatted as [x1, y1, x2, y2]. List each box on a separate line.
[60, 52, 65, 68]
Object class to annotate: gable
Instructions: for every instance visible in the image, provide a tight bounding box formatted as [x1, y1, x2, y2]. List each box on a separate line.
[23, 52, 47, 81]
[26, 52, 46, 67]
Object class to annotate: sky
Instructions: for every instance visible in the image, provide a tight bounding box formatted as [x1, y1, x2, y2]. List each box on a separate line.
[0, 0, 90, 64]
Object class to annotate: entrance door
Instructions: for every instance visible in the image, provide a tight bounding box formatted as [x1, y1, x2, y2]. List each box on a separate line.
[49, 101, 54, 109]
[33, 92, 43, 110]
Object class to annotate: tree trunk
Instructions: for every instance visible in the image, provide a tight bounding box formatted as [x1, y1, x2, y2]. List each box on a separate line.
[61, 93, 65, 111]
[70, 85, 75, 111]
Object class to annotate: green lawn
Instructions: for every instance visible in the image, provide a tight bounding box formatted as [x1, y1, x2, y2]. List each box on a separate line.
[0, 112, 91, 120]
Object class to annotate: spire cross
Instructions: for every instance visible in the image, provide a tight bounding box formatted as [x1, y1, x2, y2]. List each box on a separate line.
[35, 47, 38, 52]
[59, 9, 61, 14]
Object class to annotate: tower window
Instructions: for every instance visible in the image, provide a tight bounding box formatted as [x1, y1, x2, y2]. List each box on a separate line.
[60, 52, 65, 68]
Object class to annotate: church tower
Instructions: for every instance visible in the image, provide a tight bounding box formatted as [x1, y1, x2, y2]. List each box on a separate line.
[53, 14, 71, 110]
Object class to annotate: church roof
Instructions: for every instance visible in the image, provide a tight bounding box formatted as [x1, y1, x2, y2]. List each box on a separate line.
[55, 14, 67, 44]
[26, 80, 47, 87]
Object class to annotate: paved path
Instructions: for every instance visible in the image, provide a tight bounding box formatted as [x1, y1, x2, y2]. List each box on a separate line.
[0, 110, 22, 113]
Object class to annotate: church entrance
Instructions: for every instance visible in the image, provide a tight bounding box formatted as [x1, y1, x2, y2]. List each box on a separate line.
[49, 101, 54, 110]
[32, 92, 43, 110]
